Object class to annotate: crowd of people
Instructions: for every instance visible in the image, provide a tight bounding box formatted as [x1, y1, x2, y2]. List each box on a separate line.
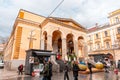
[40, 60, 80, 80]
[17, 56, 120, 80]
[42, 60, 53, 80]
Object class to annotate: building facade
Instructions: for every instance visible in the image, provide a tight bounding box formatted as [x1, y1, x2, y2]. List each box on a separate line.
[0, 43, 5, 60]
[3, 9, 87, 70]
[87, 9, 120, 63]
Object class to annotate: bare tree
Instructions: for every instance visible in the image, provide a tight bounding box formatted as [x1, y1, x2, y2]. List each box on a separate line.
[0, 36, 8, 44]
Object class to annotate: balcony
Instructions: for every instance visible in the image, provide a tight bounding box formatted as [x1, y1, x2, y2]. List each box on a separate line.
[112, 44, 120, 49]
[116, 34, 120, 39]
[110, 21, 120, 26]
[103, 36, 111, 41]
[93, 48, 102, 52]
[87, 40, 93, 44]
[95, 38, 101, 43]
[104, 47, 112, 50]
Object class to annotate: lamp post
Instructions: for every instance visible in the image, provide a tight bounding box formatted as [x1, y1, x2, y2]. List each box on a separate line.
[39, 0, 64, 49]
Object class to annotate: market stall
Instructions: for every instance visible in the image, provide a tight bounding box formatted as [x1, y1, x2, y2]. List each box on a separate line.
[25, 49, 55, 75]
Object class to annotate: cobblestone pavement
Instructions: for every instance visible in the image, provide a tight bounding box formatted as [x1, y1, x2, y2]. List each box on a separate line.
[1, 70, 120, 80]
[0, 69, 18, 80]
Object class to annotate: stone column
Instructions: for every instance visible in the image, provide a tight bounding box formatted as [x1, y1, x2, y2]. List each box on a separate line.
[73, 38, 78, 58]
[93, 34, 95, 50]
[100, 32, 104, 48]
[110, 29, 115, 45]
[62, 38, 67, 60]
[41, 39, 44, 50]
[113, 28, 117, 40]
[53, 40, 58, 52]
[47, 35, 52, 50]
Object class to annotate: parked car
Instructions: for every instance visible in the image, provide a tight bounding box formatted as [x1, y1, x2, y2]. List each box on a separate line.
[0, 60, 4, 68]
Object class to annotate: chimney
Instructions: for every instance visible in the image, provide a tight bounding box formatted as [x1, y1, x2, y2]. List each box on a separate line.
[95, 23, 98, 27]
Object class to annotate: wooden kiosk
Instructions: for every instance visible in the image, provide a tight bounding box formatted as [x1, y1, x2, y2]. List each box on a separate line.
[25, 49, 55, 75]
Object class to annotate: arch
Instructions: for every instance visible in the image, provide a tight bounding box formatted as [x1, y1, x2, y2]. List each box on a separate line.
[66, 33, 74, 54]
[43, 31, 47, 35]
[49, 27, 65, 39]
[43, 31, 47, 50]
[106, 53, 113, 59]
[78, 36, 84, 46]
[52, 30, 62, 56]
[52, 30, 62, 41]
[78, 36, 84, 57]
[42, 30, 48, 39]
[78, 36, 84, 40]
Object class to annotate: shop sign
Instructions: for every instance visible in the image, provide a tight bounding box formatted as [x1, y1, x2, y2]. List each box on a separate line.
[29, 57, 34, 63]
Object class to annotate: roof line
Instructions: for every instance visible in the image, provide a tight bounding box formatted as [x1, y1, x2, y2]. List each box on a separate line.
[49, 17, 86, 29]
[20, 9, 46, 18]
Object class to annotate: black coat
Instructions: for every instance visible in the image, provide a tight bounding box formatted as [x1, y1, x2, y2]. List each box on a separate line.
[49, 62, 53, 77]
[118, 61, 120, 69]
[64, 64, 69, 73]
[43, 63, 49, 77]
[73, 64, 79, 77]
[87, 62, 92, 69]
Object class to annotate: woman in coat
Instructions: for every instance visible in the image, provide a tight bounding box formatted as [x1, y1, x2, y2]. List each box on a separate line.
[18, 64, 23, 75]
[64, 61, 69, 80]
[48, 61, 53, 80]
[42, 61, 49, 80]
[73, 61, 79, 80]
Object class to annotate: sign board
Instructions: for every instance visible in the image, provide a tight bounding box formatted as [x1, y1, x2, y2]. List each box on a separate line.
[29, 57, 34, 63]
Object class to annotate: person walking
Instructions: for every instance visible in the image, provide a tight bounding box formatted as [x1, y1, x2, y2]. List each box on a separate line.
[87, 62, 93, 74]
[18, 64, 23, 75]
[103, 58, 110, 73]
[117, 60, 120, 71]
[48, 61, 53, 80]
[114, 68, 119, 80]
[42, 61, 49, 80]
[73, 61, 79, 80]
[64, 61, 69, 80]
[87, 55, 94, 74]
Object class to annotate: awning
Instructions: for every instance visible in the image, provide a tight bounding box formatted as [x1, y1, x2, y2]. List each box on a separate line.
[88, 53, 105, 56]
[33, 51, 56, 57]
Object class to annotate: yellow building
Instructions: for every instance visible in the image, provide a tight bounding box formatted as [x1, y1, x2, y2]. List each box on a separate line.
[87, 9, 120, 63]
[3, 9, 87, 70]
[0, 43, 5, 60]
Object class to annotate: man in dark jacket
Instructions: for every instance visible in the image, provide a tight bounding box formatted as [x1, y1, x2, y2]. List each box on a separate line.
[64, 61, 69, 80]
[87, 62, 93, 74]
[73, 61, 79, 80]
[18, 64, 23, 75]
[42, 61, 49, 80]
[117, 60, 120, 70]
[48, 61, 53, 80]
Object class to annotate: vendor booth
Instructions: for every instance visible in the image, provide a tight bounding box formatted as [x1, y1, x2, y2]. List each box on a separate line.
[88, 53, 106, 62]
[25, 49, 55, 75]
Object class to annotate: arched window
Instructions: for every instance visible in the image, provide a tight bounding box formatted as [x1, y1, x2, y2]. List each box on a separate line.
[104, 31, 108, 37]
[117, 27, 120, 34]
[115, 17, 119, 23]
[96, 34, 99, 39]
[106, 42, 110, 49]
[96, 43, 100, 49]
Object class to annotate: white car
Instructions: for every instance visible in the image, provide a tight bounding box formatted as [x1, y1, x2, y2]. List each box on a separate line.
[0, 60, 4, 68]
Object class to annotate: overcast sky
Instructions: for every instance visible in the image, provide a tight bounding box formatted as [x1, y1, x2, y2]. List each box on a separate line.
[0, 0, 120, 37]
